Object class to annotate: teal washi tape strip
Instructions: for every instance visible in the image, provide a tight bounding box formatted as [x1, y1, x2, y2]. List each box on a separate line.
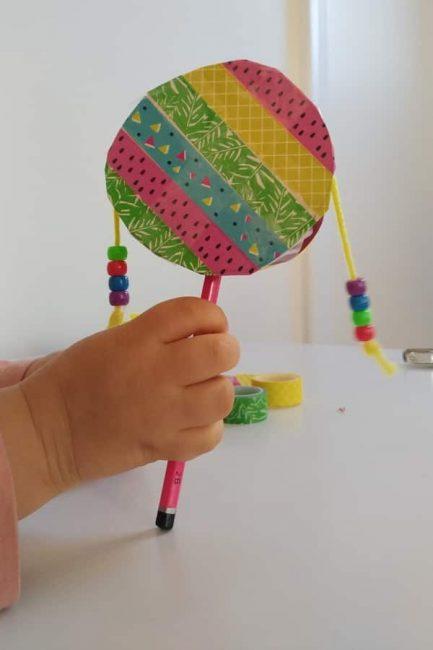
[123, 97, 288, 266]
[224, 386, 268, 425]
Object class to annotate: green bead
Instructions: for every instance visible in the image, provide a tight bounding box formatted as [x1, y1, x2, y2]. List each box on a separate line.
[352, 309, 372, 326]
[107, 245, 127, 261]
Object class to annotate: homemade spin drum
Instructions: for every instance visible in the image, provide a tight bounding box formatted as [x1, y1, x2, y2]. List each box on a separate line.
[104, 59, 395, 529]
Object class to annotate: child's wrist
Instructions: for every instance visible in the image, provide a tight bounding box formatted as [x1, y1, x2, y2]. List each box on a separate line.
[22, 369, 81, 496]
[0, 378, 78, 518]
[0, 385, 58, 517]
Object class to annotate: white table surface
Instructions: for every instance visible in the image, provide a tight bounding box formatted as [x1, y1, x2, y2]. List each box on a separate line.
[2, 343, 433, 649]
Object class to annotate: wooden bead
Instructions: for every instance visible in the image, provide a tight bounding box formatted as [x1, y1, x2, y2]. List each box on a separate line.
[107, 260, 127, 276]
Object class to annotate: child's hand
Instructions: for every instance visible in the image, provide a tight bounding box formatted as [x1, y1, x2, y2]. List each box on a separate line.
[0, 298, 239, 517]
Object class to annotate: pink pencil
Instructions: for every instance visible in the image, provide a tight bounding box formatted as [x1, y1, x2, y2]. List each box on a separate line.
[156, 275, 222, 530]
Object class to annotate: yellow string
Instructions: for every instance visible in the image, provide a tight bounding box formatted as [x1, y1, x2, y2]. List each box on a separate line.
[107, 209, 124, 329]
[113, 209, 120, 246]
[108, 306, 124, 328]
[331, 177, 357, 280]
[331, 177, 396, 376]
[363, 341, 396, 376]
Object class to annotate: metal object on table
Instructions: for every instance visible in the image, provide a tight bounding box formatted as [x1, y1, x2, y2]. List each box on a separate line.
[403, 349, 433, 368]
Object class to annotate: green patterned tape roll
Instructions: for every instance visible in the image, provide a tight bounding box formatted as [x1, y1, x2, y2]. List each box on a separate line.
[224, 386, 268, 425]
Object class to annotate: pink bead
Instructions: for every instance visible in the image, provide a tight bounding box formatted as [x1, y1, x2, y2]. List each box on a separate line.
[346, 278, 366, 296]
[109, 291, 129, 306]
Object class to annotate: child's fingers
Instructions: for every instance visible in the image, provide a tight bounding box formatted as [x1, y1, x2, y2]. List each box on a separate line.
[135, 297, 228, 343]
[160, 421, 224, 462]
[167, 333, 240, 386]
[180, 376, 234, 427]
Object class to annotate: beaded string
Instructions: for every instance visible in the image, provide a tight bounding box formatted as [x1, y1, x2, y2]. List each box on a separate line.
[107, 209, 129, 329]
[331, 178, 396, 375]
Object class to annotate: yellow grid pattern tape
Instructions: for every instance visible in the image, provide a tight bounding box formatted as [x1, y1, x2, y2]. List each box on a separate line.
[185, 64, 332, 218]
[236, 373, 303, 408]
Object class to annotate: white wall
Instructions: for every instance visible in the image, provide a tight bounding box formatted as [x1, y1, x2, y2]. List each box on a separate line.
[3, 0, 428, 357]
[0, 0, 290, 358]
[308, 0, 433, 348]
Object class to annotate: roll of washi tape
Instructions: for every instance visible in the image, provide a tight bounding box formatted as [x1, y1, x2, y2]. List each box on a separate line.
[224, 386, 268, 425]
[234, 374, 253, 387]
[250, 373, 303, 408]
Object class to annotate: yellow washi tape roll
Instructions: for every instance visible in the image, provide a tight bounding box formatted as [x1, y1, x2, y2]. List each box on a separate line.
[234, 373, 253, 386]
[236, 373, 303, 408]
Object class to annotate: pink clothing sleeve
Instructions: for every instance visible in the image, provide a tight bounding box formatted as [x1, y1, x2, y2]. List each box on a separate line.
[0, 360, 32, 610]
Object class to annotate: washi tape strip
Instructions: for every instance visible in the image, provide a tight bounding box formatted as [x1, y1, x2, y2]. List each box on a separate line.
[224, 386, 268, 424]
[105, 166, 211, 274]
[107, 130, 256, 275]
[184, 64, 332, 217]
[122, 97, 289, 267]
[224, 60, 334, 172]
[149, 76, 317, 247]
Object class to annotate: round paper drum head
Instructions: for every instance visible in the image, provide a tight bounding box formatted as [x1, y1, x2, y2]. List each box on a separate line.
[105, 59, 335, 276]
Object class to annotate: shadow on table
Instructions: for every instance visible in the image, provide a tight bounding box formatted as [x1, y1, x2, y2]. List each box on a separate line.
[18, 528, 161, 604]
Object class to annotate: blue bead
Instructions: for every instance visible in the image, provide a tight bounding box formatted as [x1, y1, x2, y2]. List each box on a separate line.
[109, 275, 129, 291]
[350, 295, 370, 311]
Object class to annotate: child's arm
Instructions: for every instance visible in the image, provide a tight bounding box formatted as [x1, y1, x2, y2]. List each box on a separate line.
[0, 385, 60, 518]
[0, 297, 238, 609]
[0, 297, 239, 519]
[0, 355, 63, 521]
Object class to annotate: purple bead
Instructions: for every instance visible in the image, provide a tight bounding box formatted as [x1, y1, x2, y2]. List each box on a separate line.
[109, 290, 129, 306]
[346, 278, 366, 296]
